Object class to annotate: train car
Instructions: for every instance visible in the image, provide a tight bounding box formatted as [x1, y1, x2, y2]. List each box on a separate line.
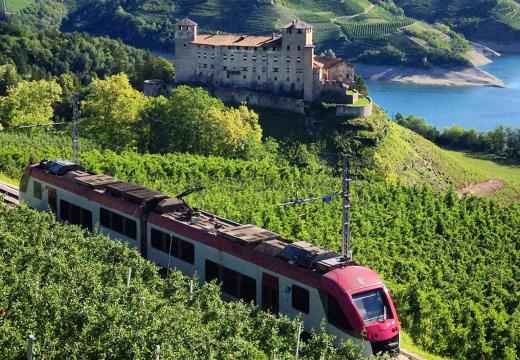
[19, 160, 400, 356]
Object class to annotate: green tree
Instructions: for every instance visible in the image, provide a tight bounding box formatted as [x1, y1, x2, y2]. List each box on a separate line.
[139, 86, 262, 158]
[80, 73, 149, 151]
[0, 64, 21, 96]
[0, 79, 62, 129]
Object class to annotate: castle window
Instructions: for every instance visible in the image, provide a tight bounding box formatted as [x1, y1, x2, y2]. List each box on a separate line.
[272, 47, 276, 51]
[230, 55, 234, 61]
[297, 29, 302, 34]
[287, 45, 290, 51]
[243, 75, 246, 79]
[347, 74, 350, 79]
[252, 56, 256, 61]
[274, 56, 278, 62]
[184, 43, 187, 47]
[297, 78, 300, 82]
[242, 66, 248, 71]
[262, 56, 266, 61]
[243, 55, 247, 61]
[223, 54, 227, 60]
[203, 63, 207, 68]
[222, 66, 227, 70]
[211, 54, 215, 60]
[203, 53, 207, 59]
[228, 46, 232, 49]
[198, 52, 201, 58]
[286, 68, 290, 73]
[210, 64, 214, 69]
[274, 77, 278, 81]
[253, 67, 257, 72]
[286, 57, 290, 63]
[236, 46, 240, 50]
[273, 68, 279, 73]
[178, 26, 182, 30]
[297, 57, 301, 63]
[286, 77, 290, 82]
[258, 76, 261, 80]
[298, 46, 301, 51]
[262, 67, 266, 72]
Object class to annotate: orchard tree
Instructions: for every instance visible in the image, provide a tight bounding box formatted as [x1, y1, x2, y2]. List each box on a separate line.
[80, 73, 148, 151]
[0, 79, 62, 129]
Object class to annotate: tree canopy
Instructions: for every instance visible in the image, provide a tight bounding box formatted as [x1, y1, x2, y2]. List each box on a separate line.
[0, 79, 62, 129]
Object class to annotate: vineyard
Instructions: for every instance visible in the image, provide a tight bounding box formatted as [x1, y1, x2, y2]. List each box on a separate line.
[0, 131, 519, 359]
[339, 20, 414, 39]
[0, 204, 363, 359]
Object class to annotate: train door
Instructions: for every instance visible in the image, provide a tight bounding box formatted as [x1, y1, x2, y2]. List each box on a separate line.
[47, 187, 57, 214]
[262, 273, 279, 314]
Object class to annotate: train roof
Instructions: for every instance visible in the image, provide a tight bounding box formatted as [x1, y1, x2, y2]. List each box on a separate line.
[28, 160, 377, 280]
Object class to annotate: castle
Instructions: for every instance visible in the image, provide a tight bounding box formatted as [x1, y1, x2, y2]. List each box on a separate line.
[174, 18, 371, 117]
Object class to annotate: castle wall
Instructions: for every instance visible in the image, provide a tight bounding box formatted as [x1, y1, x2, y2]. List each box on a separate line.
[327, 62, 355, 84]
[336, 97, 373, 118]
[211, 87, 305, 114]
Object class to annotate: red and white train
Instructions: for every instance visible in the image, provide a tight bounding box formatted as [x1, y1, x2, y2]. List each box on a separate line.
[20, 160, 400, 356]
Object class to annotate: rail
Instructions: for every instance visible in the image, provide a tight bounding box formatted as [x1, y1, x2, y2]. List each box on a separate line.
[0, 181, 19, 205]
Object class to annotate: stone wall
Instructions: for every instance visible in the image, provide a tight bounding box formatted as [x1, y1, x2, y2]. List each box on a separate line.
[336, 97, 373, 118]
[211, 87, 305, 114]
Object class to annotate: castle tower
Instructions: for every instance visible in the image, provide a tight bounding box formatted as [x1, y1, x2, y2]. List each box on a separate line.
[174, 18, 198, 83]
[281, 20, 314, 101]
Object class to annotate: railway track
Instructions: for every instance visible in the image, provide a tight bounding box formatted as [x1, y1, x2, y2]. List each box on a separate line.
[0, 180, 19, 205]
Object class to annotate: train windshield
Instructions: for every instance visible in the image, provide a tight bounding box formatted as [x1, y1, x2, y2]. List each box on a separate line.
[352, 289, 391, 324]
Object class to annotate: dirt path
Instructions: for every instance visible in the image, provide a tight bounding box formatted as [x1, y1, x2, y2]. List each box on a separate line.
[331, 4, 374, 22]
[458, 178, 504, 197]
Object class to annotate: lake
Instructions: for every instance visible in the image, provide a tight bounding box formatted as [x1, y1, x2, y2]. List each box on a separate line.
[366, 55, 520, 130]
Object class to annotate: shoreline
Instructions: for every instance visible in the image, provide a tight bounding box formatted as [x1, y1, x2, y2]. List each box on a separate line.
[354, 63, 505, 88]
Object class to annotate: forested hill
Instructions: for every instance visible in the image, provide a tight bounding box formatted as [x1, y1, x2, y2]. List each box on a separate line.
[9, 0, 520, 68]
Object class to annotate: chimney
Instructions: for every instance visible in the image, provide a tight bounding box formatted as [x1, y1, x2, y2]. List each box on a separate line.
[272, 33, 275, 39]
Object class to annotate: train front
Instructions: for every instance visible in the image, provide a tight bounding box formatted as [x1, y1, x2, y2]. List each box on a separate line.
[321, 265, 400, 356]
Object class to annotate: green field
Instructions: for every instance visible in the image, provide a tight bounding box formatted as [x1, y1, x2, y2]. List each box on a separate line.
[6, 0, 33, 11]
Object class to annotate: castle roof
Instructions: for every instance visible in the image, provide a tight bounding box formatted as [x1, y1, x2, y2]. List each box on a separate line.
[283, 20, 313, 30]
[176, 17, 198, 26]
[193, 34, 282, 47]
[314, 56, 352, 69]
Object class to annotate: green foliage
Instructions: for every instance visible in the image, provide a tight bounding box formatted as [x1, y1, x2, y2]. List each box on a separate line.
[0, 22, 174, 86]
[341, 19, 414, 39]
[80, 73, 149, 151]
[0, 64, 21, 97]
[0, 204, 363, 359]
[2, 135, 518, 359]
[139, 86, 263, 159]
[0, 79, 62, 129]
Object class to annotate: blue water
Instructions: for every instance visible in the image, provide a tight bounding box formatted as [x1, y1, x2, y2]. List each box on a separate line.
[366, 55, 520, 130]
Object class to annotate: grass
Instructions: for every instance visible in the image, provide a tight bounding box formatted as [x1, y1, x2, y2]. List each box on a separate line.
[0, 172, 18, 186]
[444, 150, 520, 203]
[375, 122, 520, 203]
[401, 331, 450, 360]
[352, 97, 370, 106]
[6, 0, 34, 11]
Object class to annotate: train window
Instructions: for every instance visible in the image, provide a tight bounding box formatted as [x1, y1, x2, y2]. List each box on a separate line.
[100, 207, 137, 240]
[327, 294, 352, 331]
[59, 200, 92, 230]
[100, 208, 110, 227]
[205, 260, 256, 303]
[292, 285, 309, 314]
[60, 200, 70, 221]
[70, 203, 81, 225]
[33, 181, 42, 199]
[125, 219, 137, 239]
[20, 175, 29, 192]
[82, 209, 92, 231]
[352, 289, 392, 323]
[205, 260, 219, 282]
[151, 228, 165, 251]
[179, 241, 194, 264]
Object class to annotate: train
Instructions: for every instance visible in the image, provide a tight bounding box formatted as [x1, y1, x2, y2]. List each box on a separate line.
[19, 159, 400, 356]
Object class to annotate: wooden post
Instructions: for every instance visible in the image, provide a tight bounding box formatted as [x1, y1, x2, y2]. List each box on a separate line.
[26, 335, 36, 360]
[295, 323, 302, 357]
[126, 267, 132, 288]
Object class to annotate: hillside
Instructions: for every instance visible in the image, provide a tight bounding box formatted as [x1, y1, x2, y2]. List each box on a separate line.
[0, 131, 519, 359]
[393, 0, 520, 49]
[5, 0, 477, 68]
[374, 122, 520, 202]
